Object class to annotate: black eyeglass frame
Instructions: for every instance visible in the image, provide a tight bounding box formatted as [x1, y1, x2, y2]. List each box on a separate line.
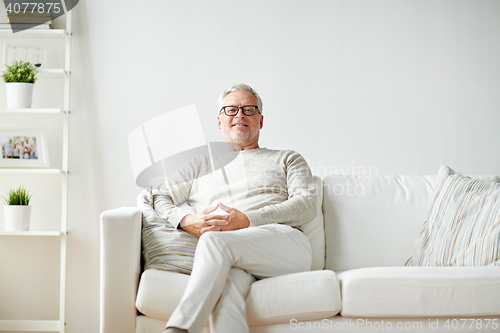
[219, 105, 261, 116]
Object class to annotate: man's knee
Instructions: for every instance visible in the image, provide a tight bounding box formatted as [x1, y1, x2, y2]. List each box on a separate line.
[198, 231, 228, 251]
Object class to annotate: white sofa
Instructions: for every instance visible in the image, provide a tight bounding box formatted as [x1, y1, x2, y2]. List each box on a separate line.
[100, 174, 500, 333]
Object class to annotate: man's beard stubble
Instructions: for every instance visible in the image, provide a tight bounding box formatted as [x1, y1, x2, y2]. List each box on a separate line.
[222, 127, 259, 146]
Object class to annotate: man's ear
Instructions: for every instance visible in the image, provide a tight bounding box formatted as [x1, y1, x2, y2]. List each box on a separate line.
[260, 114, 264, 129]
[217, 115, 221, 130]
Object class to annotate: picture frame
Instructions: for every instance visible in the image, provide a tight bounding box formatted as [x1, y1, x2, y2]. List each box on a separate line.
[0, 129, 49, 168]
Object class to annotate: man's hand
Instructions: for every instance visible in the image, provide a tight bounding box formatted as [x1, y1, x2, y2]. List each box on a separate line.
[179, 204, 229, 238]
[200, 202, 250, 235]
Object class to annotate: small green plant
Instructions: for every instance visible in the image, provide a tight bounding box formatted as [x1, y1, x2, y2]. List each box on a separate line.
[1, 60, 38, 83]
[2, 185, 32, 205]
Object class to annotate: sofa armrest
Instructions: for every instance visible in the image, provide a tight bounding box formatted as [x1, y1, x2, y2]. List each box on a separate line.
[100, 207, 142, 333]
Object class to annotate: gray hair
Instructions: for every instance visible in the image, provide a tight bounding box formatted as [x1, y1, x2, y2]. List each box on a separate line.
[218, 84, 263, 114]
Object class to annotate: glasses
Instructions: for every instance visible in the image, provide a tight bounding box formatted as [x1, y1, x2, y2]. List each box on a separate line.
[219, 105, 260, 116]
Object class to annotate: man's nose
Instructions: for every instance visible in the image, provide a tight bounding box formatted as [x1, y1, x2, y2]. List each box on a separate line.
[234, 108, 246, 117]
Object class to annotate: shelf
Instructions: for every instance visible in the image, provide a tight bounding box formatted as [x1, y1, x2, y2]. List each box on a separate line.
[2, 67, 68, 77]
[0, 108, 64, 114]
[39, 68, 67, 76]
[0, 29, 67, 37]
[0, 319, 62, 331]
[0, 68, 67, 76]
[0, 168, 63, 174]
[0, 231, 63, 236]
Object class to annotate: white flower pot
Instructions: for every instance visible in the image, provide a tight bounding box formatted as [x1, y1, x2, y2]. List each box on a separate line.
[5, 82, 34, 108]
[4, 205, 31, 231]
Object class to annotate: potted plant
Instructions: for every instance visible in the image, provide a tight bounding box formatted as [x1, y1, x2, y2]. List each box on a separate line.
[2, 185, 33, 231]
[1, 60, 38, 108]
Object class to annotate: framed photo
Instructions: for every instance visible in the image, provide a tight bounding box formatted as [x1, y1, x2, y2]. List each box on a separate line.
[0, 129, 49, 168]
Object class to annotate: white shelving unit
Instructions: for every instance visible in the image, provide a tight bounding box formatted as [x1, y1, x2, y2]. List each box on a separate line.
[0, 11, 72, 333]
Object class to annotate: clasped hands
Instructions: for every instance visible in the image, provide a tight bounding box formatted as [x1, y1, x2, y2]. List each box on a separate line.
[179, 202, 250, 238]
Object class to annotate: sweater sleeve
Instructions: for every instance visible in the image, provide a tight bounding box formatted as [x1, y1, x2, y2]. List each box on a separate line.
[244, 151, 318, 228]
[152, 188, 192, 230]
[150, 158, 201, 229]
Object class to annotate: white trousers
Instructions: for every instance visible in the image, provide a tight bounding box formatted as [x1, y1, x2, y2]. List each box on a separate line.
[165, 223, 312, 333]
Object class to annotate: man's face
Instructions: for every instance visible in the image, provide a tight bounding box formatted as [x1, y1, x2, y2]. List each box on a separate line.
[218, 89, 263, 150]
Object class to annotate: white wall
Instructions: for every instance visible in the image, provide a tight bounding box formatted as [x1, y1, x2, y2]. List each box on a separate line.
[2, 0, 500, 332]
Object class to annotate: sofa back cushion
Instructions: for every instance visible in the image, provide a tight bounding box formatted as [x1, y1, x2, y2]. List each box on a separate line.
[303, 176, 325, 270]
[323, 174, 500, 272]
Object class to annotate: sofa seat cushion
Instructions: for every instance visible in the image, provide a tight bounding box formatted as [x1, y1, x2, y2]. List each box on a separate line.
[339, 266, 500, 317]
[245, 270, 341, 326]
[136, 269, 341, 326]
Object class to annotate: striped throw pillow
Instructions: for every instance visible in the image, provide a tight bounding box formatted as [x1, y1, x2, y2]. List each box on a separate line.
[407, 165, 500, 266]
[138, 189, 197, 274]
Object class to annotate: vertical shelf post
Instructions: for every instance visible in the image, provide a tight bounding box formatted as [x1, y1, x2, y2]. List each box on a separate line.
[59, 8, 72, 333]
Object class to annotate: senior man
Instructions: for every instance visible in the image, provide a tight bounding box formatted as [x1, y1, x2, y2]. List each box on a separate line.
[155, 84, 317, 333]
[2, 138, 14, 158]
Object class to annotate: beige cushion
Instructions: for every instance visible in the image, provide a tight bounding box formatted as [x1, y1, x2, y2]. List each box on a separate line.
[136, 269, 341, 326]
[135, 269, 188, 320]
[339, 266, 500, 317]
[407, 165, 500, 266]
[138, 190, 197, 274]
[323, 175, 434, 271]
[246, 270, 341, 326]
[304, 176, 325, 270]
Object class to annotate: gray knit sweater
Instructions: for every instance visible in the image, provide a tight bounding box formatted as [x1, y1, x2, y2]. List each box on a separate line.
[153, 148, 317, 230]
